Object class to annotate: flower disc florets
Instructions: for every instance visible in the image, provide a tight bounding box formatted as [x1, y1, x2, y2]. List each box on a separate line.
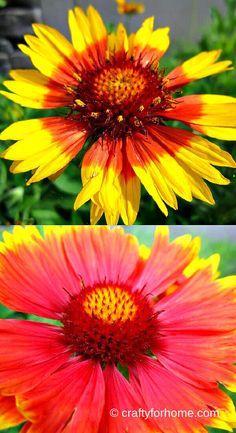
[68, 56, 175, 138]
[62, 284, 159, 365]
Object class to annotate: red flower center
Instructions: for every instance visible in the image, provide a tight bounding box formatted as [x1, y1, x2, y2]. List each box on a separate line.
[67, 56, 176, 139]
[62, 284, 159, 365]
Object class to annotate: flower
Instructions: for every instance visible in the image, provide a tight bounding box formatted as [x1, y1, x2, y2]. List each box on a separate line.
[0, 6, 236, 225]
[115, 0, 145, 15]
[0, 225, 236, 433]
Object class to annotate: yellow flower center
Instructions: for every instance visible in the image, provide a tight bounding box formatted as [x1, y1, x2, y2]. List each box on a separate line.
[93, 67, 147, 106]
[83, 286, 137, 323]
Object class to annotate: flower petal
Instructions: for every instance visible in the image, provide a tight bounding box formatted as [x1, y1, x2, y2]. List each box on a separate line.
[149, 125, 235, 187]
[0, 395, 24, 428]
[99, 365, 152, 433]
[161, 94, 236, 140]
[131, 356, 236, 433]
[88, 141, 140, 225]
[134, 226, 200, 296]
[0, 320, 70, 395]
[0, 226, 76, 318]
[119, 153, 141, 225]
[0, 226, 143, 317]
[96, 138, 123, 225]
[60, 226, 141, 288]
[90, 201, 104, 224]
[167, 50, 232, 91]
[158, 267, 236, 333]
[127, 135, 169, 215]
[131, 17, 170, 65]
[127, 132, 196, 214]
[1, 69, 72, 109]
[1, 117, 88, 182]
[18, 360, 105, 433]
[87, 5, 108, 60]
[74, 138, 110, 210]
[109, 23, 129, 56]
[17, 22, 82, 85]
[69, 6, 107, 67]
[157, 269, 236, 391]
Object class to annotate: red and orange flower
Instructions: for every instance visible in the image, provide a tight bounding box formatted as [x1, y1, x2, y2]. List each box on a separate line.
[0, 5, 236, 224]
[0, 226, 235, 432]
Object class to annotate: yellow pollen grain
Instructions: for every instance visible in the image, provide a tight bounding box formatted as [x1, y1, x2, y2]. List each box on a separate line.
[117, 115, 124, 122]
[138, 105, 145, 112]
[64, 85, 76, 95]
[75, 99, 86, 107]
[83, 287, 137, 323]
[91, 112, 99, 118]
[152, 96, 161, 105]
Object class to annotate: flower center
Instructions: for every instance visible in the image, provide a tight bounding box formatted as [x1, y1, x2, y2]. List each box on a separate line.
[93, 66, 147, 107]
[66, 56, 176, 138]
[62, 284, 159, 365]
[83, 286, 137, 323]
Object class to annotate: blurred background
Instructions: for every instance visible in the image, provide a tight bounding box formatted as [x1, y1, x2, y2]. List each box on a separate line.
[0, 0, 235, 225]
[0, 224, 236, 432]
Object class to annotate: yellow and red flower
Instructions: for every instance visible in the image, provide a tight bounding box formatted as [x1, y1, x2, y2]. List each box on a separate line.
[115, 0, 145, 15]
[0, 226, 235, 433]
[0, 6, 236, 224]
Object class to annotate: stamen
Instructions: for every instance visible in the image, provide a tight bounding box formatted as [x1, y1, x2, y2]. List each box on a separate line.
[75, 99, 86, 107]
[152, 96, 161, 105]
[73, 72, 82, 82]
[66, 56, 176, 139]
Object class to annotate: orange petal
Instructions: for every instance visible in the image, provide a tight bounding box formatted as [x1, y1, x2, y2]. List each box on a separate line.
[167, 50, 232, 91]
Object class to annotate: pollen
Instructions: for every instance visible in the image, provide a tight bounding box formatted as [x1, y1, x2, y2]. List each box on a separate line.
[152, 96, 162, 105]
[138, 105, 145, 112]
[75, 99, 86, 107]
[91, 112, 99, 118]
[83, 286, 137, 323]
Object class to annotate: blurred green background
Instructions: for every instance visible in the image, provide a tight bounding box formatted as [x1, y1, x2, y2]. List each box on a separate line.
[0, 0, 236, 225]
[0, 225, 235, 432]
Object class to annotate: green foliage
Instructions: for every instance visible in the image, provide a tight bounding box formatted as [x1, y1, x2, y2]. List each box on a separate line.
[0, 0, 6, 8]
[1, 428, 23, 433]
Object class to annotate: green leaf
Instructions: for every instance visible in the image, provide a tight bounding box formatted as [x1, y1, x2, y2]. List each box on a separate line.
[27, 314, 62, 327]
[0, 160, 7, 194]
[1, 426, 23, 433]
[0, 304, 14, 318]
[31, 209, 63, 224]
[53, 172, 81, 195]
